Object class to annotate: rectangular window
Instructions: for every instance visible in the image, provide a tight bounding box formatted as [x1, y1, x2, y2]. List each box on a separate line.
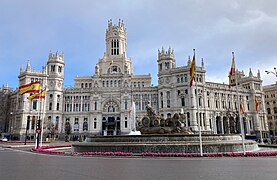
[27, 116, 30, 130]
[125, 100, 128, 110]
[181, 97, 185, 107]
[199, 98, 202, 107]
[74, 118, 79, 132]
[167, 100, 170, 108]
[125, 121, 128, 128]
[56, 103, 59, 111]
[94, 122, 97, 129]
[83, 118, 88, 131]
[31, 117, 35, 130]
[49, 103, 52, 111]
[33, 100, 37, 110]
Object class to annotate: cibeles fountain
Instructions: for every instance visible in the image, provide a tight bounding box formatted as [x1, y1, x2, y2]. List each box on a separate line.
[72, 104, 258, 153]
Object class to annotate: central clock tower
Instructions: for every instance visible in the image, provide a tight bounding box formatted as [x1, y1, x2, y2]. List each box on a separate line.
[95, 19, 133, 76]
[105, 19, 127, 57]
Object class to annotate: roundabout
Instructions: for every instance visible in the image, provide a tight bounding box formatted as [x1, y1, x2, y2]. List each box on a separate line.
[31, 142, 277, 158]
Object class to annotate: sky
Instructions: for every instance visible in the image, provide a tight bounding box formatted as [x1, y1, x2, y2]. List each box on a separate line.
[0, 0, 276, 89]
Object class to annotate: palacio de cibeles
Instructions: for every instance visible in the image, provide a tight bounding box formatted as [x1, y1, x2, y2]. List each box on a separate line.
[0, 19, 270, 153]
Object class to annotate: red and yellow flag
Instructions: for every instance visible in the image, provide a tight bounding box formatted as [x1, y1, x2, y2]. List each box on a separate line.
[19, 81, 40, 95]
[229, 52, 235, 87]
[254, 96, 259, 112]
[190, 49, 196, 87]
[240, 100, 244, 114]
[27, 89, 46, 101]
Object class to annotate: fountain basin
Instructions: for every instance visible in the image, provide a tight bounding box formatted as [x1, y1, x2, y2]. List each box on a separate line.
[72, 134, 258, 153]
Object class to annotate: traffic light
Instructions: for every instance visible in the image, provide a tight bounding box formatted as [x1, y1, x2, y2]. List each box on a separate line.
[36, 119, 41, 128]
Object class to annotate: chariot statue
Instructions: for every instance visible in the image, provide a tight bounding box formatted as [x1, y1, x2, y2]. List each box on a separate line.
[136, 102, 193, 134]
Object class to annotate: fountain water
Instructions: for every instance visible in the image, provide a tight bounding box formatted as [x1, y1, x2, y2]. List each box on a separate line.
[128, 102, 141, 135]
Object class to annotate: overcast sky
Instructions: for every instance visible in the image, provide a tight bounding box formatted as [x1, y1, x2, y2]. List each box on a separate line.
[0, 0, 276, 89]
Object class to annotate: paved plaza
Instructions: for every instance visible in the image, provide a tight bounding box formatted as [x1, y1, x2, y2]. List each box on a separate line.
[1, 145, 277, 180]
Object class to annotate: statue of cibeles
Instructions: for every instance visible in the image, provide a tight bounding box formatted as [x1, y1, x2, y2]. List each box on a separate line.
[136, 103, 193, 135]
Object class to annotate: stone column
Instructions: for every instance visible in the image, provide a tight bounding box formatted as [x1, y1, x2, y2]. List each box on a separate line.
[213, 114, 217, 134]
[190, 88, 198, 131]
[221, 117, 224, 134]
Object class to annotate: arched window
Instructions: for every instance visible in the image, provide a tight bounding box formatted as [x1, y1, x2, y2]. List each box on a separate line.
[267, 108, 271, 114]
[74, 118, 79, 132]
[187, 112, 190, 126]
[94, 118, 97, 129]
[55, 116, 59, 130]
[83, 118, 88, 131]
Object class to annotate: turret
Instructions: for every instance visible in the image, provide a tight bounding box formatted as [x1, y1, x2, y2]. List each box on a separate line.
[187, 56, 191, 66]
[47, 50, 64, 79]
[25, 61, 31, 72]
[157, 46, 176, 74]
[47, 50, 64, 91]
[96, 19, 133, 76]
[249, 68, 253, 77]
[105, 19, 127, 57]
[46, 50, 64, 134]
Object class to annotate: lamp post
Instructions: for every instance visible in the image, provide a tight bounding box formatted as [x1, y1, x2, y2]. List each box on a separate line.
[10, 112, 13, 141]
[265, 67, 277, 77]
[265, 67, 277, 139]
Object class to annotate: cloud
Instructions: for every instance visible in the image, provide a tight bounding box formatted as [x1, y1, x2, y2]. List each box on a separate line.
[0, 0, 276, 88]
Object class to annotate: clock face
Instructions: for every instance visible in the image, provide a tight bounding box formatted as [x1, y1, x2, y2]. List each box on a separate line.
[113, 31, 117, 35]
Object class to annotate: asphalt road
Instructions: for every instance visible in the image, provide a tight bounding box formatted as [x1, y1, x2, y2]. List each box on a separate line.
[1, 147, 277, 180]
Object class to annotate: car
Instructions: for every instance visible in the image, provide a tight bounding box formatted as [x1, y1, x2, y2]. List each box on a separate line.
[1, 137, 8, 142]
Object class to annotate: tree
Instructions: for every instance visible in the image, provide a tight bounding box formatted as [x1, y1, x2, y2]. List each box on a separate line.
[64, 122, 71, 142]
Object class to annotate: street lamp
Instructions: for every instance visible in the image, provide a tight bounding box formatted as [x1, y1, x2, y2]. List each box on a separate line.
[265, 67, 277, 139]
[10, 112, 13, 141]
[265, 67, 277, 77]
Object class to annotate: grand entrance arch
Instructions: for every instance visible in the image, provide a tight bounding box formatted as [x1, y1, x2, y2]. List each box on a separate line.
[102, 100, 121, 136]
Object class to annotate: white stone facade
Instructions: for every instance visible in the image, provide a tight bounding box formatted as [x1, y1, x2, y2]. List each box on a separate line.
[264, 82, 277, 138]
[8, 19, 269, 140]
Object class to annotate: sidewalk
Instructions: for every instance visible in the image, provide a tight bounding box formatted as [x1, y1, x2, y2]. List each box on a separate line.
[0, 140, 72, 149]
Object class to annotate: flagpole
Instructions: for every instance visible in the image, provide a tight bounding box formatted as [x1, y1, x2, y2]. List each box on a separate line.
[192, 49, 203, 156]
[233, 52, 246, 155]
[40, 90, 46, 146]
[35, 97, 41, 149]
[257, 98, 264, 144]
[195, 77, 203, 156]
[36, 84, 43, 148]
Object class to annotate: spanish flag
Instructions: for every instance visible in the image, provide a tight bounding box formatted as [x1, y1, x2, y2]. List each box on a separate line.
[229, 52, 235, 87]
[19, 81, 40, 95]
[240, 100, 244, 114]
[27, 89, 46, 101]
[190, 49, 196, 87]
[254, 96, 259, 112]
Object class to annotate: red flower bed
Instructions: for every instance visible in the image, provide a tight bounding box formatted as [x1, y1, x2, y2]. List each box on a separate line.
[72, 151, 133, 156]
[32, 145, 277, 157]
[140, 151, 277, 157]
[32, 144, 71, 155]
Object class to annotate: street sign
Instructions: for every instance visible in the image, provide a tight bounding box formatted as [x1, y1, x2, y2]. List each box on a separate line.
[36, 128, 42, 134]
